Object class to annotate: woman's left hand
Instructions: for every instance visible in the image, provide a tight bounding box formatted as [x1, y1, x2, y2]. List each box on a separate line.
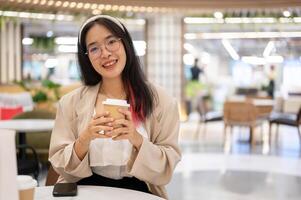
[106, 109, 143, 150]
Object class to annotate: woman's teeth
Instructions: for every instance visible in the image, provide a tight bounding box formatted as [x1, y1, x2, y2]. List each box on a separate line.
[103, 60, 117, 67]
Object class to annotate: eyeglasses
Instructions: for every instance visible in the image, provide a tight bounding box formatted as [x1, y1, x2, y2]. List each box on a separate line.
[85, 37, 122, 60]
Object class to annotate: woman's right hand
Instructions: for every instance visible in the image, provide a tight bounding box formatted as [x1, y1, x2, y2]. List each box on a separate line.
[79, 111, 114, 146]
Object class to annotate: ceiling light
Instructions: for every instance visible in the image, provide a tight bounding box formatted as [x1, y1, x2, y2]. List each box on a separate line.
[57, 45, 77, 53]
[84, 3, 91, 9]
[185, 32, 301, 39]
[55, 1, 62, 7]
[105, 5, 112, 10]
[62, 1, 69, 7]
[19, 12, 31, 18]
[119, 5, 125, 11]
[46, 31, 53, 37]
[222, 39, 240, 60]
[45, 59, 58, 68]
[146, 7, 153, 12]
[39, 0, 46, 5]
[225, 17, 276, 24]
[279, 17, 293, 23]
[183, 54, 195, 65]
[92, 10, 101, 15]
[76, 3, 83, 8]
[139, 7, 146, 12]
[242, 56, 266, 65]
[69, 2, 76, 8]
[22, 38, 33, 45]
[98, 4, 105, 10]
[133, 6, 139, 12]
[112, 5, 119, 11]
[184, 33, 197, 40]
[2, 11, 19, 17]
[125, 6, 132, 12]
[293, 17, 301, 23]
[283, 10, 291, 17]
[55, 37, 77, 45]
[184, 17, 224, 24]
[91, 4, 98, 10]
[266, 56, 283, 63]
[184, 43, 196, 54]
[263, 41, 274, 57]
[47, 0, 54, 6]
[214, 11, 223, 19]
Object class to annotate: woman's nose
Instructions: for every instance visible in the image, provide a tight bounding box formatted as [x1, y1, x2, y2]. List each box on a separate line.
[100, 46, 112, 58]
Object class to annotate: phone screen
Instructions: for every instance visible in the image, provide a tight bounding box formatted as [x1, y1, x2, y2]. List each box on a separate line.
[52, 183, 77, 197]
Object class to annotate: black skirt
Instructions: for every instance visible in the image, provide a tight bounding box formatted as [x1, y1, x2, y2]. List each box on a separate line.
[77, 173, 151, 194]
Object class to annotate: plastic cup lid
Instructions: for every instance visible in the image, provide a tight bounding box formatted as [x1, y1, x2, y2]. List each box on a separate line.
[17, 175, 37, 190]
[102, 98, 130, 107]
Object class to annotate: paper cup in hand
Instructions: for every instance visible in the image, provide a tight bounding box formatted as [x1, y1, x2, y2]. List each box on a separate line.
[17, 175, 37, 200]
[102, 98, 130, 128]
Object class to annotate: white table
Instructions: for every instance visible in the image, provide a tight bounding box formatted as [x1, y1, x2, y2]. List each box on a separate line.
[35, 186, 165, 200]
[0, 119, 54, 132]
[0, 119, 54, 158]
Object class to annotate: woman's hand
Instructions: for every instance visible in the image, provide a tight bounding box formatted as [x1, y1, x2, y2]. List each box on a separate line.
[79, 111, 114, 146]
[75, 111, 114, 160]
[106, 109, 143, 150]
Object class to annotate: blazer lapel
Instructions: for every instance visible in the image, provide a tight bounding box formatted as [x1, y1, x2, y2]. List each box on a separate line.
[75, 83, 100, 134]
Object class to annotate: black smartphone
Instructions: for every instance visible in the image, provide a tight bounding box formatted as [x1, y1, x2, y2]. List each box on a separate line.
[52, 183, 77, 197]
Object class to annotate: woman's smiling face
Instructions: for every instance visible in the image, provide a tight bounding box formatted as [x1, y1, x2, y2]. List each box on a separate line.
[85, 24, 126, 80]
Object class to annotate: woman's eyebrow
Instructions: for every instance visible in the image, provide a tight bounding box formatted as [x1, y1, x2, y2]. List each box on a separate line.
[86, 35, 115, 48]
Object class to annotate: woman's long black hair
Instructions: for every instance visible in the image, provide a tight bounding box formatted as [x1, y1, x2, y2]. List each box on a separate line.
[77, 17, 154, 122]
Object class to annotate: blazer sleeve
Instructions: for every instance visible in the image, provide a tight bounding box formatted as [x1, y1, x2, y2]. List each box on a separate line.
[126, 97, 181, 185]
[48, 98, 92, 182]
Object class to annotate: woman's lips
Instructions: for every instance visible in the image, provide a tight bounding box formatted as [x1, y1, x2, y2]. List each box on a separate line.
[102, 59, 118, 69]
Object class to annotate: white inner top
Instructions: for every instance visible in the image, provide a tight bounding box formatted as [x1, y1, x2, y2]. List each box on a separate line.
[89, 123, 149, 179]
[102, 98, 130, 107]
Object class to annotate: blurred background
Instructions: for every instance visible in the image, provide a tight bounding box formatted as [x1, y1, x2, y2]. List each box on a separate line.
[1, 1, 301, 199]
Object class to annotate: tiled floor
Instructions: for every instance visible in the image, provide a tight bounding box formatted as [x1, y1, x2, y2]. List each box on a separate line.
[38, 115, 301, 199]
[166, 116, 301, 200]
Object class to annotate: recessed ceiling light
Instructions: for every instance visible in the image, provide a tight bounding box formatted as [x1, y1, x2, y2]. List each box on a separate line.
[283, 10, 291, 17]
[214, 11, 223, 19]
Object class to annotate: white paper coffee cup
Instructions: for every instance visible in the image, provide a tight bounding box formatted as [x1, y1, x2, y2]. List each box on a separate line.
[17, 175, 37, 200]
[102, 98, 130, 128]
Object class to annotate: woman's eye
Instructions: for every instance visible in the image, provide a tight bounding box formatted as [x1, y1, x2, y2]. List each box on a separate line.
[89, 47, 98, 53]
[108, 39, 117, 45]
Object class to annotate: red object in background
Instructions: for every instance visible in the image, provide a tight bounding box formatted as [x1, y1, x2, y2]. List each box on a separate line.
[0, 107, 23, 120]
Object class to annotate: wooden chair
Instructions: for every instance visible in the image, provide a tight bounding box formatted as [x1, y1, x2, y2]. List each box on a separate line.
[45, 164, 59, 186]
[223, 101, 265, 146]
[13, 109, 55, 179]
[195, 95, 223, 138]
[268, 107, 301, 146]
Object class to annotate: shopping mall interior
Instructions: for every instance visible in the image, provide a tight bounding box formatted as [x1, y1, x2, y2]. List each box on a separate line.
[0, 0, 301, 199]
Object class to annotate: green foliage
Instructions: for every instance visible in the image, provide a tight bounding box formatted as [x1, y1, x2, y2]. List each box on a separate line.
[14, 79, 61, 103]
[32, 90, 48, 103]
[31, 36, 55, 52]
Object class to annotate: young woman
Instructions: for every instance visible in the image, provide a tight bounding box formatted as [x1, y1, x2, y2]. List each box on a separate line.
[49, 15, 181, 199]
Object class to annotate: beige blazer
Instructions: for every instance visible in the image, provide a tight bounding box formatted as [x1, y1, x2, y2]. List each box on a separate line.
[49, 83, 181, 199]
